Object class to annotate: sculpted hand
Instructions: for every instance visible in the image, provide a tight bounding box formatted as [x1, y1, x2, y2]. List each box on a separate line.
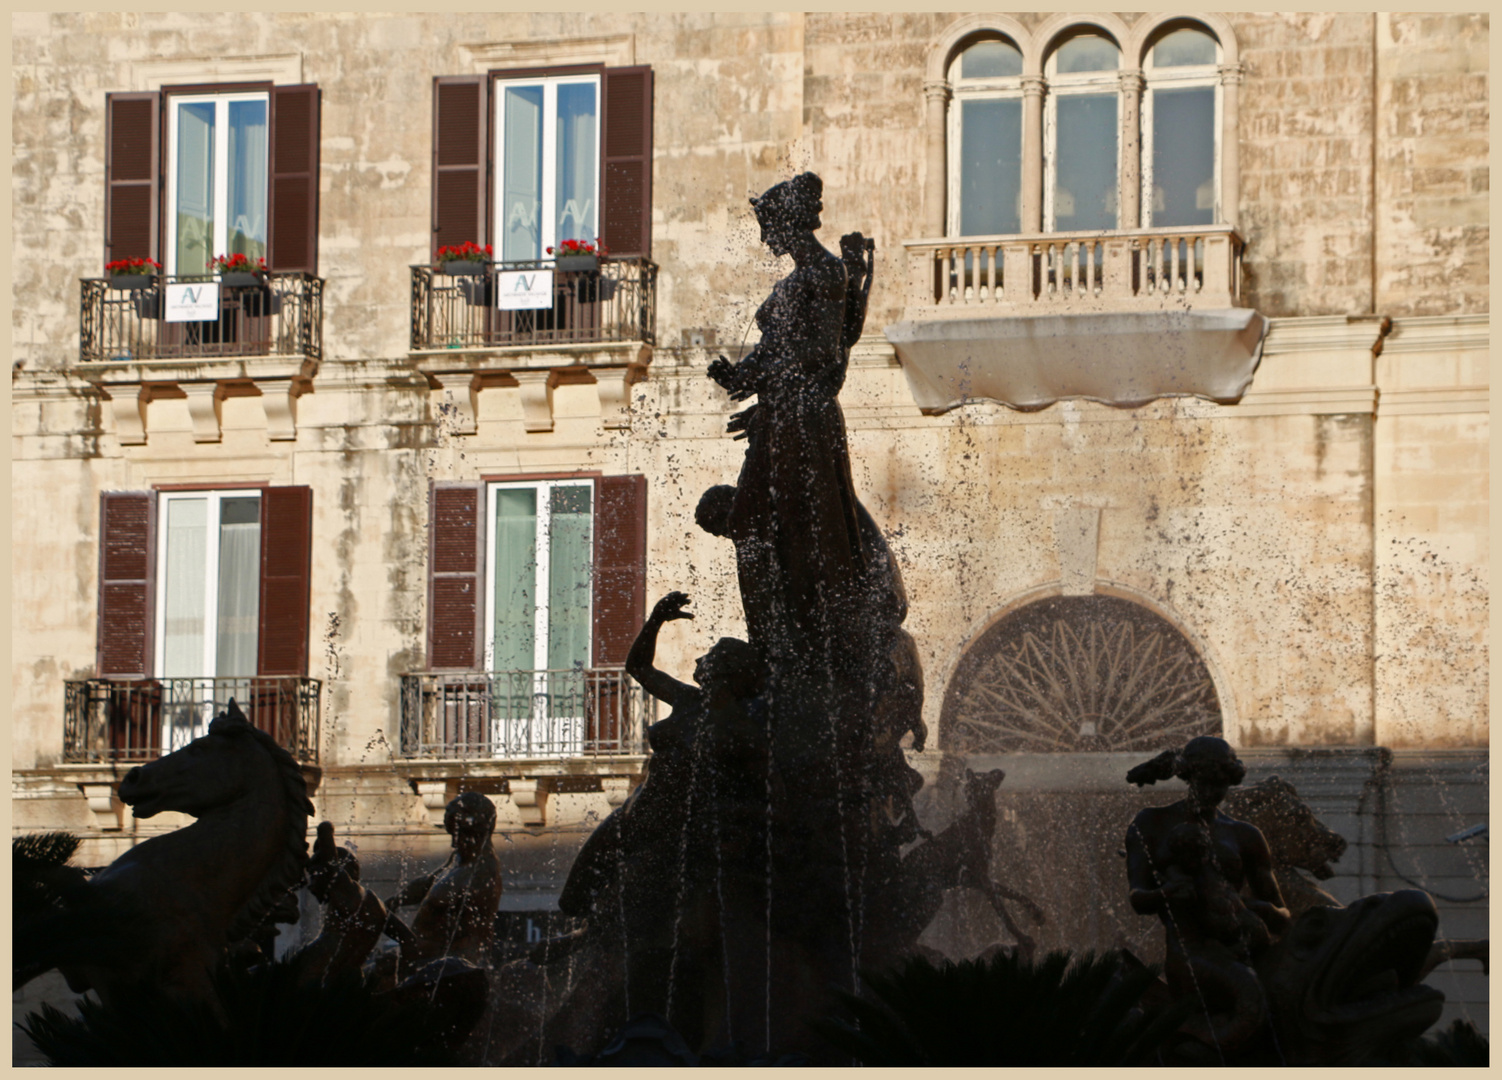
[708, 355, 741, 392]
[652, 591, 694, 622]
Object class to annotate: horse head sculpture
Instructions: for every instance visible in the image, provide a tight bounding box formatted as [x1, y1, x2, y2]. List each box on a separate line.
[15, 700, 314, 1007]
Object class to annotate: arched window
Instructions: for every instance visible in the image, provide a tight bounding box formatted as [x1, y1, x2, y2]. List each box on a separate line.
[947, 36, 1025, 238]
[1044, 32, 1121, 232]
[1142, 24, 1222, 227]
[940, 594, 1223, 754]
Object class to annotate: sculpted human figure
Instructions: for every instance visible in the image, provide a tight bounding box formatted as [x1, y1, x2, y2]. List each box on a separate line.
[1125, 736, 1290, 1055]
[556, 590, 767, 1047]
[383, 792, 503, 978]
[707, 172, 868, 661]
[296, 820, 389, 984]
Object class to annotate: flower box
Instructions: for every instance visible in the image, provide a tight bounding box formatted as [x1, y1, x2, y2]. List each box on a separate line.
[220, 272, 264, 287]
[108, 274, 154, 291]
[458, 277, 493, 307]
[555, 254, 599, 273]
[241, 288, 283, 318]
[572, 274, 617, 303]
[442, 261, 488, 277]
[132, 290, 162, 320]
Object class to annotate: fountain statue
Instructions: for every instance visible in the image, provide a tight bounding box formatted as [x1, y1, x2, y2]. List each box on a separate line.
[1126, 737, 1449, 1064]
[527, 172, 1048, 1063]
[13, 700, 313, 1012]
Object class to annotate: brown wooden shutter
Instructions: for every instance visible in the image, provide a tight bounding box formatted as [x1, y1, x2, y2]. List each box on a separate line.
[432, 76, 489, 258]
[601, 67, 653, 258]
[592, 475, 647, 666]
[257, 486, 313, 677]
[269, 84, 321, 274]
[104, 92, 161, 268]
[97, 492, 156, 677]
[428, 482, 485, 670]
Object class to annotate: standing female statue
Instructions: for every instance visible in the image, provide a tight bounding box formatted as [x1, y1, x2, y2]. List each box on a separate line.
[707, 172, 876, 664]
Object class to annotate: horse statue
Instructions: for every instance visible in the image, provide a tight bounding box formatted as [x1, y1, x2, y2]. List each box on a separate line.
[14, 700, 313, 1009]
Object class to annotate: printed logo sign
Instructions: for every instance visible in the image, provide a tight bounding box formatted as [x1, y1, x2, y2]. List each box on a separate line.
[165, 282, 220, 322]
[496, 270, 555, 310]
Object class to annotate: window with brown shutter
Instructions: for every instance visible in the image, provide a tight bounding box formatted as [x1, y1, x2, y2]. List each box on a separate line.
[591, 474, 648, 666]
[103, 83, 320, 274]
[432, 76, 490, 258]
[428, 482, 486, 670]
[431, 66, 652, 259]
[97, 492, 156, 677]
[104, 93, 161, 267]
[600, 67, 654, 258]
[257, 486, 313, 677]
[269, 85, 321, 274]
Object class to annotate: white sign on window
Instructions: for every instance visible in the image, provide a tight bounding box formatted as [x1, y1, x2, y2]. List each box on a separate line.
[496, 269, 555, 310]
[165, 282, 220, 322]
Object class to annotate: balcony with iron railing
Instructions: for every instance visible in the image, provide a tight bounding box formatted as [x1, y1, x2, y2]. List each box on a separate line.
[398, 668, 655, 762]
[63, 676, 321, 764]
[80, 272, 323, 364]
[411, 258, 657, 352]
[76, 272, 323, 445]
[410, 258, 657, 434]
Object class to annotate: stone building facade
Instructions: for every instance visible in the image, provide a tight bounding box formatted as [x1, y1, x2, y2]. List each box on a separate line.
[11, 12, 1488, 1031]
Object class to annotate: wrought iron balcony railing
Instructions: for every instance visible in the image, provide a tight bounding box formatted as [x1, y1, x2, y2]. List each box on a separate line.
[399, 668, 655, 760]
[79, 272, 324, 364]
[410, 258, 657, 352]
[63, 676, 321, 764]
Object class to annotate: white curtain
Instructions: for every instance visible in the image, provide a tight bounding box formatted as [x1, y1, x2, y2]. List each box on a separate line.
[215, 497, 261, 681]
[162, 498, 208, 678]
[227, 100, 268, 261]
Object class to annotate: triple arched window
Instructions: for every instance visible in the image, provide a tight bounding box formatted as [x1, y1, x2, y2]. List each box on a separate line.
[930, 15, 1241, 240]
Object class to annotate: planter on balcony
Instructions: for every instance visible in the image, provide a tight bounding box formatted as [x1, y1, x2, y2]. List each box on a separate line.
[458, 277, 493, 307]
[131, 290, 162, 320]
[220, 272, 265, 288]
[442, 261, 488, 277]
[555, 254, 599, 273]
[108, 274, 154, 291]
[241, 288, 283, 318]
[572, 273, 617, 304]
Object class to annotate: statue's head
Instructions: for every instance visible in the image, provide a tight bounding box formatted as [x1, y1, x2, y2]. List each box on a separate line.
[751, 172, 823, 253]
[1127, 735, 1245, 809]
[694, 484, 736, 539]
[1176, 736, 1246, 809]
[693, 637, 767, 699]
[444, 791, 497, 852]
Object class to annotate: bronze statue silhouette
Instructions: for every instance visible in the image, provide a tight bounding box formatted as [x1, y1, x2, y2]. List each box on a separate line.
[1125, 737, 1290, 1056]
[380, 791, 504, 981]
[13, 700, 313, 1011]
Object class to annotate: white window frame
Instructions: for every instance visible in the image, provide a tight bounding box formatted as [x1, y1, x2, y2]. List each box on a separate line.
[1140, 32, 1223, 228]
[163, 91, 270, 277]
[946, 42, 1025, 238]
[1043, 37, 1122, 233]
[153, 488, 262, 750]
[491, 73, 602, 263]
[483, 478, 595, 674]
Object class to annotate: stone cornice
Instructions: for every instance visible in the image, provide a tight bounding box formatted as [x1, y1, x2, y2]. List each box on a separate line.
[1380, 313, 1489, 355]
[1260, 315, 1387, 356]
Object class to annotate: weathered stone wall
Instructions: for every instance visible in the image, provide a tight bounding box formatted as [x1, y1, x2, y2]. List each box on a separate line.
[1374, 13, 1490, 316]
[9, 15, 1487, 787]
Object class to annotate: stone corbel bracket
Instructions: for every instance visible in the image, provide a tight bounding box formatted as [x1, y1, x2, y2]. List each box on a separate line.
[182, 382, 225, 443]
[593, 363, 647, 430]
[79, 782, 126, 831]
[413, 779, 452, 828]
[507, 777, 550, 826]
[513, 370, 559, 433]
[433, 372, 479, 435]
[255, 377, 304, 441]
[106, 385, 151, 445]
